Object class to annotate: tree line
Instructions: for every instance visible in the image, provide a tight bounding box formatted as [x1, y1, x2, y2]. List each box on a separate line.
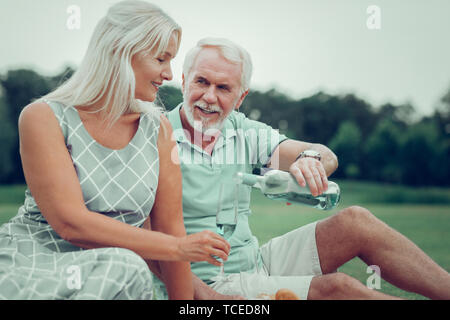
[1, 67, 449, 187]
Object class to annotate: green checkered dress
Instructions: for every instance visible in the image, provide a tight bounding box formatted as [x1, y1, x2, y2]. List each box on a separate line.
[0, 100, 160, 299]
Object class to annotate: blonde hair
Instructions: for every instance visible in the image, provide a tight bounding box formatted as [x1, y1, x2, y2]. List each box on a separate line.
[41, 0, 181, 124]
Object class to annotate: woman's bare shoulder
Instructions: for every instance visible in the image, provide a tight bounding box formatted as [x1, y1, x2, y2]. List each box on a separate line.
[19, 101, 55, 125]
[18, 101, 64, 141]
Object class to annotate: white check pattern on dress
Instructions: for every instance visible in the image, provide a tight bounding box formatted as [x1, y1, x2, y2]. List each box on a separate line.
[23, 100, 160, 228]
[0, 100, 161, 299]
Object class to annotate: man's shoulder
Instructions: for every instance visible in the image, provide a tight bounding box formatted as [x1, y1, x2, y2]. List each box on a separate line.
[226, 110, 245, 128]
[226, 110, 261, 130]
[227, 111, 274, 132]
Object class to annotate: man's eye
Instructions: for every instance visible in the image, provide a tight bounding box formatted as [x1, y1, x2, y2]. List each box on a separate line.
[218, 85, 229, 91]
[157, 58, 164, 63]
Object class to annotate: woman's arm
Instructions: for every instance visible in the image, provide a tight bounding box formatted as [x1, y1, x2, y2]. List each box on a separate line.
[142, 229, 243, 300]
[146, 115, 193, 299]
[18, 102, 181, 257]
[18, 102, 229, 263]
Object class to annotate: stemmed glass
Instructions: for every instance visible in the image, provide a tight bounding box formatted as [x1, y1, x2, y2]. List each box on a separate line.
[210, 182, 238, 283]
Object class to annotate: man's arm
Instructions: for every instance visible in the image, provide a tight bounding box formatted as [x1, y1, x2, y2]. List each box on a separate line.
[268, 139, 338, 176]
[267, 139, 339, 196]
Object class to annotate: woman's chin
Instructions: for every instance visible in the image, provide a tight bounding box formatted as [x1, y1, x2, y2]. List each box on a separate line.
[136, 94, 156, 103]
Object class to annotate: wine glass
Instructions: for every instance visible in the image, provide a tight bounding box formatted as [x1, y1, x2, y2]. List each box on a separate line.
[210, 182, 238, 283]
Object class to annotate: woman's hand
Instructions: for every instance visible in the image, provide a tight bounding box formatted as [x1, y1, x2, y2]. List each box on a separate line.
[177, 230, 230, 266]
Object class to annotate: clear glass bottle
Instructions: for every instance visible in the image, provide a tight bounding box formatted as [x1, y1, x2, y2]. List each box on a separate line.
[235, 169, 341, 210]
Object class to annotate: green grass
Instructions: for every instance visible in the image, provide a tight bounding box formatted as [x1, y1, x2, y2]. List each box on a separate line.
[336, 179, 450, 205]
[1, 182, 449, 300]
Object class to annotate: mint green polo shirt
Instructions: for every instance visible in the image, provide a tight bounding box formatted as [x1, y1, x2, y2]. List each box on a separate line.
[166, 104, 288, 284]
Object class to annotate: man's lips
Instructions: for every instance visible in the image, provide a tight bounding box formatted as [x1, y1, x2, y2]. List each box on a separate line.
[195, 105, 219, 117]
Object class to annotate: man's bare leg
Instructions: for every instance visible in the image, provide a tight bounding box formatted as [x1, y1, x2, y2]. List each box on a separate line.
[308, 273, 401, 300]
[313, 206, 450, 299]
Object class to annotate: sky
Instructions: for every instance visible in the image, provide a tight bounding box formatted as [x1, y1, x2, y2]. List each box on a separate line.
[1, 0, 449, 116]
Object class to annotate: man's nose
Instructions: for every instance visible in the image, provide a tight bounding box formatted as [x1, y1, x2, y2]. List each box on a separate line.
[203, 86, 217, 104]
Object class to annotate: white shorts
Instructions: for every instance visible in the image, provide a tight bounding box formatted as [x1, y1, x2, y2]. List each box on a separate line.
[211, 221, 323, 300]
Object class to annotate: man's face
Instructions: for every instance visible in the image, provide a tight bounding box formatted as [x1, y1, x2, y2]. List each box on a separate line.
[182, 47, 246, 133]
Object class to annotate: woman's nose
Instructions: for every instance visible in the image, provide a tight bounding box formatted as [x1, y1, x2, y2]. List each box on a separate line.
[162, 64, 173, 81]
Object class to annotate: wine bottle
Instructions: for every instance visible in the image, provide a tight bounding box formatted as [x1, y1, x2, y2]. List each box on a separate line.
[235, 169, 340, 210]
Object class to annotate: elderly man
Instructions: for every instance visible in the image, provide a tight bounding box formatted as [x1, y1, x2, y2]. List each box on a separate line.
[159, 38, 450, 300]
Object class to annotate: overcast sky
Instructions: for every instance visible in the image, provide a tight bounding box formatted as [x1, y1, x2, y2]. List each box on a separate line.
[1, 0, 449, 116]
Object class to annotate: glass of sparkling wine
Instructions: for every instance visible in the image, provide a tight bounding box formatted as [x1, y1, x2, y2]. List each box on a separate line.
[211, 182, 238, 282]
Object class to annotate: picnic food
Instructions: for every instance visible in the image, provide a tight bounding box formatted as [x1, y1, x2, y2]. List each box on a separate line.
[275, 288, 300, 300]
[256, 288, 300, 300]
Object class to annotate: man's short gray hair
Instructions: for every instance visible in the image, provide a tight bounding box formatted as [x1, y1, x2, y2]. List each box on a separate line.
[182, 37, 253, 94]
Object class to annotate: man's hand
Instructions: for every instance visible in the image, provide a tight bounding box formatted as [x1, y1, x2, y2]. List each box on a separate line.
[289, 157, 328, 197]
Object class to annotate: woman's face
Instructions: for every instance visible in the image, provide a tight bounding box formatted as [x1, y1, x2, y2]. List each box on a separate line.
[132, 33, 178, 102]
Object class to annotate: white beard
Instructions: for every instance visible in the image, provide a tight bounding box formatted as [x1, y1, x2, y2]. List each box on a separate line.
[183, 95, 226, 133]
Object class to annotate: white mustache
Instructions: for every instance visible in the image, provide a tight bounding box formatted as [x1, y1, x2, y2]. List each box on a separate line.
[195, 101, 222, 114]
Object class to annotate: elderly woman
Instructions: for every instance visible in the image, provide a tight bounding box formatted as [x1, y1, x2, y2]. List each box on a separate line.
[0, 0, 229, 300]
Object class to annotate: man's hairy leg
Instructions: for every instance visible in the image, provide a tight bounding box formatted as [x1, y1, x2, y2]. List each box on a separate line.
[307, 273, 401, 300]
[314, 206, 450, 299]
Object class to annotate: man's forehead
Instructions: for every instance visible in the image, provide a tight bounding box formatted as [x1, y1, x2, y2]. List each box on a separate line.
[190, 48, 242, 83]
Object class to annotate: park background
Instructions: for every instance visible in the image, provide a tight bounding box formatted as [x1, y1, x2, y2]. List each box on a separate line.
[0, 0, 449, 299]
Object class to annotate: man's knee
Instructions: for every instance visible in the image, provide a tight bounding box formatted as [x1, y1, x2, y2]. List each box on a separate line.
[308, 273, 362, 299]
[334, 206, 377, 231]
[341, 205, 372, 220]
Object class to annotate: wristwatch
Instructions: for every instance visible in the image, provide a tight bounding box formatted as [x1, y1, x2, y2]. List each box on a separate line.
[295, 150, 322, 162]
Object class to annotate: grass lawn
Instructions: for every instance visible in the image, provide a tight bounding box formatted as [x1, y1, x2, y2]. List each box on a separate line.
[1, 181, 449, 300]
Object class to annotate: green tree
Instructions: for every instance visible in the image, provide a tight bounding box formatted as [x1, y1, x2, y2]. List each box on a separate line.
[0, 94, 15, 183]
[400, 121, 442, 186]
[329, 121, 362, 179]
[364, 119, 404, 183]
[0, 67, 74, 183]
[157, 85, 183, 111]
[0, 69, 52, 183]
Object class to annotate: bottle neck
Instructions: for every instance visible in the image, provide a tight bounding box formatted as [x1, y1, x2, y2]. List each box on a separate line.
[235, 172, 264, 188]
